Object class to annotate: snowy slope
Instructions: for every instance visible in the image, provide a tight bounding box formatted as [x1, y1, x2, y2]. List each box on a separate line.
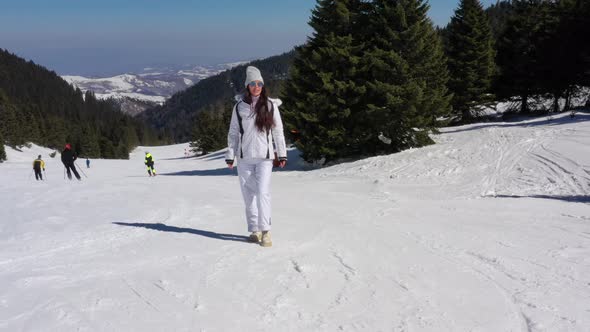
[1, 112, 589, 331]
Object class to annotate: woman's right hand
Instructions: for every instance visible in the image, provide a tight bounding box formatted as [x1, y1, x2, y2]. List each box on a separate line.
[225, 159, 234, 170]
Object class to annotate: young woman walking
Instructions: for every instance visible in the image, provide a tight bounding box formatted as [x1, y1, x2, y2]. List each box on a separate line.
[225, 66, 287, 247]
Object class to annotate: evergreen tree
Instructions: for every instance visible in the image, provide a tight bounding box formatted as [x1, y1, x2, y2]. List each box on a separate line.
[124, 126, 140, 151]
[282, 0, 366, 163]
[190, 100, 232, 155]
[99, 137, 116, 159]
[44, 116, 67, 150]
[446, 0, 495, 122]
[485, 0, 514, 39]
[534, 1, 569, 112]
[495, 0, 548, 113]
[0, 99, 26, 147]
[360, 0, 451, 152]
[80, 125, 101, 158]
[494, 0, 588, 114]
[540, 0, 590, 111]
[116, 139, 129, 159]
[579, 0, 590, 88]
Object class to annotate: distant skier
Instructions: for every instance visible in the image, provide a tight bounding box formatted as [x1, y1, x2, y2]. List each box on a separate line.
[144, 152, 156, 176]
[61, 143, 81, 180]
[86, 158, 90, 168]
[32, 155, 45, 181]
[225, 66, 287, 247]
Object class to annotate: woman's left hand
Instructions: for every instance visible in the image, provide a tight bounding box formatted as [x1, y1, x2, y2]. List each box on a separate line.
[279, 160, 286, 168]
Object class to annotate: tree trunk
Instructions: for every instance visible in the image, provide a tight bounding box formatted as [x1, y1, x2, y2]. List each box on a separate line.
[520, 93, 529, 113]
[553, 91, 561, 113]
[564, 87, 572, 112]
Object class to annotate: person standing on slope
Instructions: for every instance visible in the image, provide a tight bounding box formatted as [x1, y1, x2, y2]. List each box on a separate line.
[144, 151, 156, 176]
[86, 158, 90, 168]
[61, 143, 81, 180]
[225, 66, 287, 247]
[32, 155, 45, 181]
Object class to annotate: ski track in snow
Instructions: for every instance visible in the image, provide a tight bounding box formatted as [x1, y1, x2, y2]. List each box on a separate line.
[1, 112, 590, 331]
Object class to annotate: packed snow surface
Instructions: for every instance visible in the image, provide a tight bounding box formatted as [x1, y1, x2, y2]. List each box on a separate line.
[1, 113, 589, 331]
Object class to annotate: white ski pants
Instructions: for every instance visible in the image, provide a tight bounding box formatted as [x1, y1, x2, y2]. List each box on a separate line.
[237, 159, 273, 232]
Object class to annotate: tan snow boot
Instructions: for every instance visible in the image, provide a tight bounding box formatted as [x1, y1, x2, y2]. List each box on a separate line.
[248, 231, 262, 243]
[261, 231, 272, 247]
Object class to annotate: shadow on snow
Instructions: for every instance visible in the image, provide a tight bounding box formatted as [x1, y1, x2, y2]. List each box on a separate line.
[492, 194, 590, 204]
[443, 112, 590, 134]
[112, 222, 250, 242]
[160, 168, 237, 177]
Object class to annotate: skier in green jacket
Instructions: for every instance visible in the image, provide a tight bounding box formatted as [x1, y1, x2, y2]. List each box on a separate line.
[144, 152, 156, 176]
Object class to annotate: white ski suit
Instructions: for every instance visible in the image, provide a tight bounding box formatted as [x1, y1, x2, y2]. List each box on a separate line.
[225, 96, 287, 232]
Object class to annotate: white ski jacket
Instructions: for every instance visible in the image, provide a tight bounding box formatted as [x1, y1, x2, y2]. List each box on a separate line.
[225, 96, 287, 164]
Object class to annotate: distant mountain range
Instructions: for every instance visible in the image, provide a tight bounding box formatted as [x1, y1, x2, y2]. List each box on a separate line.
[139, 50, 296, 142]
[0, 48, 162, 158]
[62, 62, 246, 116]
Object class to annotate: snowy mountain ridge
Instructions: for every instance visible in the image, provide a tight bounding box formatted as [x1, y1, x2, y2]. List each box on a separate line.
[61, 62, 247, 115]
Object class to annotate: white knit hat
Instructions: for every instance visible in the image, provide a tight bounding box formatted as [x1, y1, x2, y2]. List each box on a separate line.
[245, 66, 264, 87]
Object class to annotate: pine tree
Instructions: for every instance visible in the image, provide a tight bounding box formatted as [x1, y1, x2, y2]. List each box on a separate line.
[124, 126, 140, 151]
[190, 100, 232, 154]
[80, 125, 101, 158]
[190, 110, 216, 155]
[116, 139, 129, 159]
[534, 1, 570, 112]
[0, 100, 25, 147]
[540, 0, 590, 111]
[99, 137, 116, 159]
[44, 116, 67, 150]
[485, 0, 514, 39]
[281, 0, 366, 164]
[495, 0, 548, 113]
[446, 0, 495, 122]
[360, 0, 451, 152]
[580, 0, 590, 88]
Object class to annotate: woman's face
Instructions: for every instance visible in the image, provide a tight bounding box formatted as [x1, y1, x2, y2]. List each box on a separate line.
[248, 80, 264, 97]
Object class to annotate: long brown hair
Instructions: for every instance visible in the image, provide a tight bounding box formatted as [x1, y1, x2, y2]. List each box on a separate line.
[245, 86, 274, 132]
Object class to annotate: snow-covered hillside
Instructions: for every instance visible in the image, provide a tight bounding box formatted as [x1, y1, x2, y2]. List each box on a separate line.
[62, 62, 245, 115]
[1, 112, 589, 331]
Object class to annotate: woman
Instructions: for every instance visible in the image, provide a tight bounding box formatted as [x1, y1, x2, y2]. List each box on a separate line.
[226, 66, 287, 247]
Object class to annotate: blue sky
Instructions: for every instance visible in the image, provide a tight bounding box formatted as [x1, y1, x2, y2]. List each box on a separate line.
[0, 0, 498, 76]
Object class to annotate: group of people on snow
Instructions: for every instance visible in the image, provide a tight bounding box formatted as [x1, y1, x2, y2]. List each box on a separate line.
[30, 66, 286, 248]
[32, 143, 89, 181]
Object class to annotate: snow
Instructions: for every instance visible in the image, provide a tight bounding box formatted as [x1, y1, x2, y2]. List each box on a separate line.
[477, 87, 589, 118]
[61, 64, 234, 106]
[137, 72, 164, 77]
[4, 144, 56, 163]
[1, 112, 590, 331]
[63, 74, 136, 91]
[221, 61, 249, 68]
[94, 92, 166, 104]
